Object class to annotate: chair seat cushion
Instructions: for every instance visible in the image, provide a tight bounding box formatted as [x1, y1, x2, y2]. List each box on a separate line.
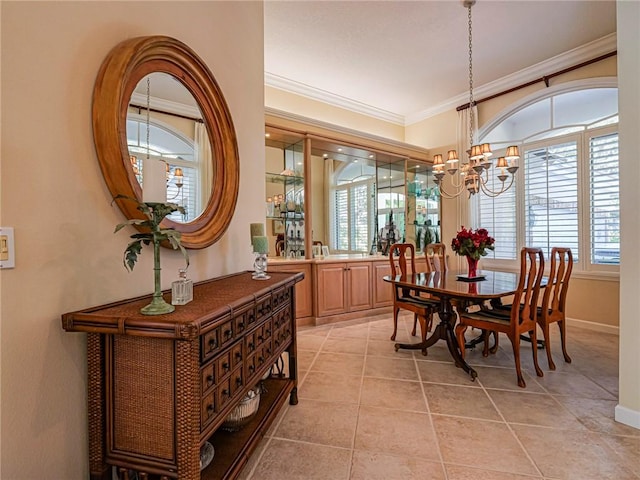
[398, 295, 439, 309]
[461, 309, 511, 325]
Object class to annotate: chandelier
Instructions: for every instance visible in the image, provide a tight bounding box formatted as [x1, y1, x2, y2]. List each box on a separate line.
[432, 0, 520, 199]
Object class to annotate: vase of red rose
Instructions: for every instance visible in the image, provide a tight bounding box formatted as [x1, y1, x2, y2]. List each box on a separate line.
[451, 226, 495, 279]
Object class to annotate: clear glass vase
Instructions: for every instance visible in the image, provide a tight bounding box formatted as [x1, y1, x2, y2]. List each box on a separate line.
[252, 252, 270, 280]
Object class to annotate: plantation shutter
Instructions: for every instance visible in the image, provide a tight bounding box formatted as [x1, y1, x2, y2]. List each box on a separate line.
[524, 141, 579, 259]
[351, 183, 370, 251]
[334, 188, 349, 250]
[477, 175, 517, 260]
[589, 132, 620, 264]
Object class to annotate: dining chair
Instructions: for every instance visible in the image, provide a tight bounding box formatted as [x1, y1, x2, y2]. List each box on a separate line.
[411, 243, 447, 337]
[539, 246, 573, 370]
[389, 243, 437, 355]
[455, 247, 545, 388]
[425, 242, 447, 273]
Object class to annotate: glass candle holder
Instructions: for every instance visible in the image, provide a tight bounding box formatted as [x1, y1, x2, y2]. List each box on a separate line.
[252, 252, 270, 280]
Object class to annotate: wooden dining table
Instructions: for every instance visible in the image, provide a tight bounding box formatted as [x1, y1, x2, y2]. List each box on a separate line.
[383, 269, 530, 381]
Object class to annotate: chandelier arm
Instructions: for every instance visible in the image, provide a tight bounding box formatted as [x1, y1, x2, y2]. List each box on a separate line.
[433, 181, 467, 199]
[478, 175, 516, 198]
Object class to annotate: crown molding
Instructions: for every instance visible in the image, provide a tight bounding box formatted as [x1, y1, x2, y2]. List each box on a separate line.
[265, 107, 430, 157]
[130, 92, 202, 119]
[265, 73, 405, 126]
[265, 33, 617, 128]
[405, 33, 617, 125]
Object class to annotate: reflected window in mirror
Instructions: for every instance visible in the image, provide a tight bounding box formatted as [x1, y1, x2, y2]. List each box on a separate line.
[126, 73, 212, 223]
[331, 161, 376, 253]
[127, 115, 206, 223]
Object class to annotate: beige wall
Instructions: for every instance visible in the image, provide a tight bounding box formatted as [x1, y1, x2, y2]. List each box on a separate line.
[266, 85, 405, 141]
[0, 1, 265, 477]
[616, 0, 640, 427]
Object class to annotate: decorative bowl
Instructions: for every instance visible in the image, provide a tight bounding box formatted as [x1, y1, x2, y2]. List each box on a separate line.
[220, 386, 261, 431]
[200, 441, 215, 470]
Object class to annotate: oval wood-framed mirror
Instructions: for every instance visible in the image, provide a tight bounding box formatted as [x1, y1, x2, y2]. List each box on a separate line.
[93, 35, 239, 249]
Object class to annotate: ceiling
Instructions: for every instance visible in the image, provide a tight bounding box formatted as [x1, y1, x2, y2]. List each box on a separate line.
[264, 0, 617, 126]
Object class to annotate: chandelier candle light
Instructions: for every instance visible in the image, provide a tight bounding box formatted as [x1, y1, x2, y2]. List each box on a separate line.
[432, 0, 520, 198]
[250, 223, 270, 280]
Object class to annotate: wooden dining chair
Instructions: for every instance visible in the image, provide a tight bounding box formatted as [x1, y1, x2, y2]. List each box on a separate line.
[411, 243, 447, 337]
[425, 242, 447, 273]
[539, 246, 573, 370]
[389, 243, 437, 354]
[455, 247, 545, 388]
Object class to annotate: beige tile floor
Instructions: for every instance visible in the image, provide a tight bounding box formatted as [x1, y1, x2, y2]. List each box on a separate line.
[238, 312, 639, 480]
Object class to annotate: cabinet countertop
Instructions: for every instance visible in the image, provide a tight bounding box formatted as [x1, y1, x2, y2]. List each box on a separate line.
[268, 253, 425, 265]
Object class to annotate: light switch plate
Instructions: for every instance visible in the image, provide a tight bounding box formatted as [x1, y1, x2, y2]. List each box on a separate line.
[0, 227, 15, 269]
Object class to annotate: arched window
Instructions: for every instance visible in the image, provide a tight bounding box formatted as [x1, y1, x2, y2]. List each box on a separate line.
[127, 115, 202, 223]
[474, 80, 619, 273]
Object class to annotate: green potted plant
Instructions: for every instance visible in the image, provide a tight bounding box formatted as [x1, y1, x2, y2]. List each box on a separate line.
[114, 195, 189, 315]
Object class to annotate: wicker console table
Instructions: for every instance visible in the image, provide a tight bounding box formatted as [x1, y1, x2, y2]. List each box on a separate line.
[62, 271, 302, 480]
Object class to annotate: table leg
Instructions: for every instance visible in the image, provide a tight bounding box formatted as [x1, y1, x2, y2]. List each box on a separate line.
[394, 298, 477, 381]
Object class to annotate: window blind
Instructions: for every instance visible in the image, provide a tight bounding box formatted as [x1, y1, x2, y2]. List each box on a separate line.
[524, 141, 579, 259]
[333, 181, 373, 252]
[589, 132, 619, 264]
[351, 183, 370, 251]
[334, 188, 349, 251]
[477, 174, 517, 260]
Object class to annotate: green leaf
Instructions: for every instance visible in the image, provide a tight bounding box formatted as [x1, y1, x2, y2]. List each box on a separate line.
[165, 230, 190, 268]
[123, 239, 143, 271]
[113, 194, 189, 272]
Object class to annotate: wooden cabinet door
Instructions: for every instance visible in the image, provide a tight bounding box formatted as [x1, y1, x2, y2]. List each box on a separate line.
[316, 263, 348, 316]
[372, 261, 393, 308]
[347, 262, 372, 312]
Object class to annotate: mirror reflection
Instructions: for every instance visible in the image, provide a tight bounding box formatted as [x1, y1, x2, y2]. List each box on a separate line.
[127, 72, 213, 223]
[264, 128, 441, 258]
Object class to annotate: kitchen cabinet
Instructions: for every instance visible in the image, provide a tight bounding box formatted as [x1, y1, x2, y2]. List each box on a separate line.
[315, 261, 372, 317]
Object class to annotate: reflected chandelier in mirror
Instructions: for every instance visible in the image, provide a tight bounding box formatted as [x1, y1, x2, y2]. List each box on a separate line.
[92, 36, 239, 249]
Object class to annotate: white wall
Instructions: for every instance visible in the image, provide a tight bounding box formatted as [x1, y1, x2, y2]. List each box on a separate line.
[616, 0, 640, 430]
[0, 2, 265, 477]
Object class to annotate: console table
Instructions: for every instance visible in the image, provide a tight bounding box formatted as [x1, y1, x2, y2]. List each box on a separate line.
[62, 271, 302, 480]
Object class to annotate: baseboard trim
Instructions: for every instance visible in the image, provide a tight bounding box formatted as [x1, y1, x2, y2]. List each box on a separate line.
[314, 306, 393, 326]
[615, 404, 640, 430]
[566, 317, 619, 335]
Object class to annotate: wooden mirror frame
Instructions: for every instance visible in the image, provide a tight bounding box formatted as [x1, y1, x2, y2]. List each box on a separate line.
[93, 35, 239, 249]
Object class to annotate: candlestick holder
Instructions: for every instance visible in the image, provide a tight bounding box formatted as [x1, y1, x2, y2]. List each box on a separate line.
[252, 252, 270, 280]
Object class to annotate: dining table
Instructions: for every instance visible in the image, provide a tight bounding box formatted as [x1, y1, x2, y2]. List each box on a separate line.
[383, 269, 534, 381]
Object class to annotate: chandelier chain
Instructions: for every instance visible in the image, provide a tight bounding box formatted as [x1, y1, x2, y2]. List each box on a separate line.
[468, 4, 475, 149]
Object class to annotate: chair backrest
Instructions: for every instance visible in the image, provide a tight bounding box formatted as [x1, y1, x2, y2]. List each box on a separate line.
[512, 247, 545, 325]
[389, 243, 417, 299]
[542, 247, 573, 322]
[389, 243, 416, 277]
[425, 243, 447, 273]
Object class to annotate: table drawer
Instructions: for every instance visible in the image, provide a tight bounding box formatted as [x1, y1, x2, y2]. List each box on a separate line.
[201, 328, 220, 362]
[219, 319, 235, 349]
[256, 293, 272, 321]
[216, 350, 232, 380]
[201, 361, 216, 395]
[272, 285, 291, 311]
[201, 391, 217, 428]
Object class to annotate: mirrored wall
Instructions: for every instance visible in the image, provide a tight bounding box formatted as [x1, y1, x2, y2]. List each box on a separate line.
[264, 126, 440, 258]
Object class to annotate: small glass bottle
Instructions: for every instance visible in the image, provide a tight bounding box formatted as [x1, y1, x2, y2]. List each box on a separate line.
[171, 268, 193, 305]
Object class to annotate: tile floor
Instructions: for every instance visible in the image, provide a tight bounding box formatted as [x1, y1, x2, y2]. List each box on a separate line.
[238, 312, 639, 480]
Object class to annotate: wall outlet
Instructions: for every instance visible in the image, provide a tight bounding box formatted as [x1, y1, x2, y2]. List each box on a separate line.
[0, 227, 15, 269]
